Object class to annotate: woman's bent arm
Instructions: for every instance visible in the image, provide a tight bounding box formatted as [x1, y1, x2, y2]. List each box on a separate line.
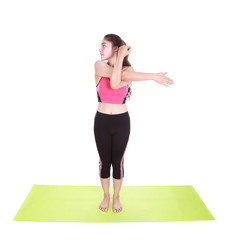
[110, 55, 124, 89]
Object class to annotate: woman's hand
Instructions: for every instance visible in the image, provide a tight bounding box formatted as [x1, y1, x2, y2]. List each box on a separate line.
[118, 45, 132, 58]
[153, 72, 174, 87]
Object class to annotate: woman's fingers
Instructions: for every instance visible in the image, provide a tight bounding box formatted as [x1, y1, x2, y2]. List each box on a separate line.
[162, 83, 169, 87]
[165, 77, 174, 84]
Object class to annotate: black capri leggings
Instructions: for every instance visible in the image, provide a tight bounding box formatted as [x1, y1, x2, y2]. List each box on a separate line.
[94, 110, 130, 179]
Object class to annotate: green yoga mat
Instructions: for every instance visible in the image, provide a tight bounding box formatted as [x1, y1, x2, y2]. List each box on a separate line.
[14, 184, 215, 222]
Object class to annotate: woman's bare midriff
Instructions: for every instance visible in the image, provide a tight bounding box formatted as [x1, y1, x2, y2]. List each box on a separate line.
[97, 102, 128, 115]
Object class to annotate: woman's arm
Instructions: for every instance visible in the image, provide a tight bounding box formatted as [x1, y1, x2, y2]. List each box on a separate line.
[121, 69, 174, 88]
[122, 70, 156, 82]
[95, 58, 174, 89]
[110, 55, 124, 89]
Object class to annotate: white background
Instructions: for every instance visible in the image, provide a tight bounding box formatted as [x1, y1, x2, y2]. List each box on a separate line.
[0, 0, 226, 239]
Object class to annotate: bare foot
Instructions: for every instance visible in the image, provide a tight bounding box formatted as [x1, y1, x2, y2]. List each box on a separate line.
[113, 196, 122, 212]
[99, 195, 110, 212]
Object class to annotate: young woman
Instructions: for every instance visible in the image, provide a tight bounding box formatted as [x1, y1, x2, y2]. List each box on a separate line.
[94, 34, 174, 213]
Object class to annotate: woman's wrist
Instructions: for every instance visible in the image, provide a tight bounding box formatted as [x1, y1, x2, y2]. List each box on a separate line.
[117, 54, 125, 61]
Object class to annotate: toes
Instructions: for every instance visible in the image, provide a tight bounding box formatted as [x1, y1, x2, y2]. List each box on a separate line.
[117, 208, 122, 212]
[99, 206, 108, 211]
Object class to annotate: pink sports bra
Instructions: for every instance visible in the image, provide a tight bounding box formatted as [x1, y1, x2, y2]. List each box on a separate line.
[96, 76, 129, 104]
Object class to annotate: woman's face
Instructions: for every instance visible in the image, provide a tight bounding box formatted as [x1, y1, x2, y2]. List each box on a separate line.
[99, 40, 116, 60]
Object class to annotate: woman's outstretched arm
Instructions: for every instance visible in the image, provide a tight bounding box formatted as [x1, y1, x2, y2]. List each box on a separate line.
[94, 57, 174, 89]
[117, 48, 174, 87]
[122, 69, 174, 87]
[122, 70, 156, 82]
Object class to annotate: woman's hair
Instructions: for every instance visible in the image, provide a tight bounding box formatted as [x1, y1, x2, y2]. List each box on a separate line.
[104, 33, 132, 101]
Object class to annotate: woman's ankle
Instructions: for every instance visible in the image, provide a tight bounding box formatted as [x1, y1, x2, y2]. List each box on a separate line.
[113, 194, 119, 199]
